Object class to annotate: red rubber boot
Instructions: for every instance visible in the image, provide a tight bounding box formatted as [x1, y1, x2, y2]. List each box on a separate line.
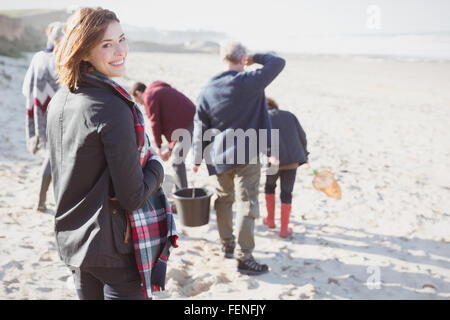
[263, 193, 276, 228]
[279, 203, 293, 238]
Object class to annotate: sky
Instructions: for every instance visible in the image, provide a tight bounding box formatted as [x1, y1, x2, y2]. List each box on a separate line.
[2, 0, 450, 34]
[2, 0, 450, 55]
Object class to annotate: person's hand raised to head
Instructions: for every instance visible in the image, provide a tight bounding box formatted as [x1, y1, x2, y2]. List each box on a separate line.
[245, 54, 254, 66]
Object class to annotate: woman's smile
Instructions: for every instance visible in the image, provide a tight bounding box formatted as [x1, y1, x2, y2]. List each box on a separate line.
[110, 58, 125, 67]
[84, 21, 128, 78]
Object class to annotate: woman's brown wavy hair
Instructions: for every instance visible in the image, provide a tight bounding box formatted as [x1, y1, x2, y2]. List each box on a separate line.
[266, 97, 279, 110]
[55, 7, 120, 91]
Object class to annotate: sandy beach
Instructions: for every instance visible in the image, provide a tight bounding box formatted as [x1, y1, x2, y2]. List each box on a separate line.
[1, 51, 449, 300]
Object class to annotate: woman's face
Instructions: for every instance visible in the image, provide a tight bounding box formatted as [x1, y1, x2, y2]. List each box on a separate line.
[85, 21, 128, 78]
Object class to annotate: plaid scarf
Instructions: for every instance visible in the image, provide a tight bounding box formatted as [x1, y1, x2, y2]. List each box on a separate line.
[81, 65, 178, 299]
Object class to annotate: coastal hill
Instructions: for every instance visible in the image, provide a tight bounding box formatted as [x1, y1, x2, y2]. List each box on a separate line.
[0, 9, 71, 56]
[0, 8, 225, 57]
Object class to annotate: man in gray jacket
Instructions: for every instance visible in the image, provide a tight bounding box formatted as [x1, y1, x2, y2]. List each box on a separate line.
[193, 40, 285, 275]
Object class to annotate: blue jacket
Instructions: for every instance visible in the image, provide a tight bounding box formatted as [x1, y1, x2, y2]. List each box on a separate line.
[193, 53, 285, 175]
[268, 108, 309, 170]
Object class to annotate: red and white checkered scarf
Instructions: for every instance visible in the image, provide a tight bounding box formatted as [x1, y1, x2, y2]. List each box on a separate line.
[82, 65, 178, 299]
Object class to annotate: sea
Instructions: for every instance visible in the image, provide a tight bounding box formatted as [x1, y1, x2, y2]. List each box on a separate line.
[246, 33, 450, 62]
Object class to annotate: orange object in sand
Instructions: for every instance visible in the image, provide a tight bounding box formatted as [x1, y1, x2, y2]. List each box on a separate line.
[312, 170, 342, 200]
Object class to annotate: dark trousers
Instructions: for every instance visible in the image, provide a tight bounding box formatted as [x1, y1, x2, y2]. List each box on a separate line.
[38, 153, 52, 208]
[171, 123, 193, 190]
[69, 265, 146, 300]
[264, 168, 297, 204]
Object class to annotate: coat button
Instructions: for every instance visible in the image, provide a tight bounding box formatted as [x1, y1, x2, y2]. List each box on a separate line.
[113, 209, 117, 214]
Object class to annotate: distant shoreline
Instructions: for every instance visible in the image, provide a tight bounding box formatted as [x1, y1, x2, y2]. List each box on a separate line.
[4, 50, 450, 64]
[279, 52, 450, 63]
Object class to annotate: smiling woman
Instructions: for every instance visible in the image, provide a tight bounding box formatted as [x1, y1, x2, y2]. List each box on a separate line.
[55, 7, 125, 90]
[84, 21, 128, 78]
[47, 7, 172, 300]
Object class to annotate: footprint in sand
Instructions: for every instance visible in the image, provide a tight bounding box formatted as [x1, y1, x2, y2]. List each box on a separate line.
[166, 266, 233, 298]
[19, 244, 34, 250]
[180, 258, 193, 266]
[328, 278, 340, 285]
[186, 249, 201, 256]
[244, 278, 259, 290]
[421, 284, 437, 294]
[47, 241, 56, 249]
[279, 284, 317, 300]
[39, 251, 55, 262]
[193, 245, 204, 251]
[1, 260, 24, 271]
[167, 268, 190, 287]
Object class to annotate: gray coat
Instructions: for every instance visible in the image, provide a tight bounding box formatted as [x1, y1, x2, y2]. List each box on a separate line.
[269, 108, 309, 169]
[46, 77, 164, 268]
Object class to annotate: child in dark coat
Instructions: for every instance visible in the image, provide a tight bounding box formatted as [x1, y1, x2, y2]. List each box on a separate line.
[264, 97, 309, 237]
